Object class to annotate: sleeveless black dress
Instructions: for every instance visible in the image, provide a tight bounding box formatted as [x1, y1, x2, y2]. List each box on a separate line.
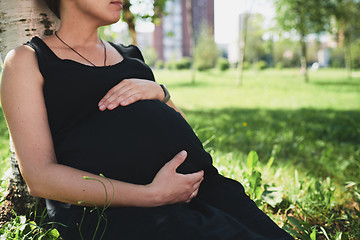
[26, 37, 293, 240]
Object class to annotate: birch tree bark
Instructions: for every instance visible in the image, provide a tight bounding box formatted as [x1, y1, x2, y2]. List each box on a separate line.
[0, 0, 59, 220]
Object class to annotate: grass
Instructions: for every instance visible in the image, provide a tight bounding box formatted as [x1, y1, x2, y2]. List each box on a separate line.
[0, 68, 359, 239]
[156, 68, 360, 182]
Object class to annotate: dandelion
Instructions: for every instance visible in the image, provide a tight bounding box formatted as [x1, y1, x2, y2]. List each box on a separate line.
[243, 122, 247, 127]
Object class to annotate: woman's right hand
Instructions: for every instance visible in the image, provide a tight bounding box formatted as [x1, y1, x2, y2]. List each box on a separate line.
[148, 151, 204, 206]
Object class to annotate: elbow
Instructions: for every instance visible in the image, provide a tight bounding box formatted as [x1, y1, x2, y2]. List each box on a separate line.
[26, 182, 41, 198]
[23, 175, 44, 198]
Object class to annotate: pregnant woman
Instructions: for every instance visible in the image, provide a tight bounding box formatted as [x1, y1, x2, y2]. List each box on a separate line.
[1, 0, 293, 239]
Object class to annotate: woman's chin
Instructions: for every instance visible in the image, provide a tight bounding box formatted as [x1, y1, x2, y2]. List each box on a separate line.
[100, 16, 121, 27]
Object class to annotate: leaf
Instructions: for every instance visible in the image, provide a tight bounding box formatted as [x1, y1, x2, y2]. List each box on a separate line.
[28, 221, 37, 230]
[262, 186, 283, 208]
[310, 227, 316, 240]
[19, 215, 26, 225]
[287, 216, 308, 235]
[249, 171, 261, 188]
[266, 156, 275, 169]
[48, 228, 60, 238]
[320, 226, 330, 240]
[246, 151, 259, 173]
[283, 225, 303, 239]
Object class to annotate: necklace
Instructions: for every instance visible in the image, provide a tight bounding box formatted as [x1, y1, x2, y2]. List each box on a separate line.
[54, 31, 107, 67]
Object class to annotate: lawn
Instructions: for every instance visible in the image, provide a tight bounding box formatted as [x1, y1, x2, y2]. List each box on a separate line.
[0, 68, 359, 239]
[155, 68, 360, 182]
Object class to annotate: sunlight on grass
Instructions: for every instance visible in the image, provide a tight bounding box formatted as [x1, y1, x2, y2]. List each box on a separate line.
[155, 68, 360, 110]
[0, 68, 359, 239]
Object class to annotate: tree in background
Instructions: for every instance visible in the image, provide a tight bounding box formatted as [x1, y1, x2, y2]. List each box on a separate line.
[236, 13, 249, 86]
[274, 0, 332, 82]
[184, 0, 196, 84]
[272, 37, 301, 69]
[332, 0, 360, 79]
[0, 0, 59, 219]
[143, 47, 159, 67]
[122, 0, 168, 45]
[194, 26, 219, 71]
[244, 14, 267, 67]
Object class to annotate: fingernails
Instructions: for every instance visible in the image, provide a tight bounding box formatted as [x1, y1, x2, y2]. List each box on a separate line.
[108, 104, 114, 109]
[120, 101, 127, 105]
[179, 150, 187, 156]
[98, 101, 103, 106]
[99, 105, 106, 111]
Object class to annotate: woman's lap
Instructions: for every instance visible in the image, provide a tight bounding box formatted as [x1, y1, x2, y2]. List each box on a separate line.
[52, 173, 293, 240]
[197, 174, 293, 239]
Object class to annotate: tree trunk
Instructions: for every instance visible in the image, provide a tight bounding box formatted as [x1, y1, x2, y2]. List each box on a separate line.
[184, 0, 196, 84]
[343, 32, 352, 79]
[122, 0, 137, 45]
[300, 35, 308, 83]
[0, 0, 59, 223]
[236, 13, 249, 86]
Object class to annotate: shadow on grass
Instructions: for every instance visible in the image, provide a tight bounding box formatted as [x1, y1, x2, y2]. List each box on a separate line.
[184, 107, 360, 183]
[0, 109, 8, 139]
[311, 80, 360, 87]
[165, 81, 213, 88]
[0, 106, 359, 182]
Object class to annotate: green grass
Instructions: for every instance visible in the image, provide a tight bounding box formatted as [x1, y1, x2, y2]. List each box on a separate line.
[155, 68, 360, 182]
[155, 68, 360, 239]
[0, 68, 359, 239]
[0, 105, 9, 182]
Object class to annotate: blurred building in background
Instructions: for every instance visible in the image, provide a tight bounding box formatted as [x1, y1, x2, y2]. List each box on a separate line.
[154, 0, 214, 61]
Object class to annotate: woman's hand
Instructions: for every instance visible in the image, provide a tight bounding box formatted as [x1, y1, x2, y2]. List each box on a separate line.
[98, 78, 165, 111]
[148, 151, 204, 206]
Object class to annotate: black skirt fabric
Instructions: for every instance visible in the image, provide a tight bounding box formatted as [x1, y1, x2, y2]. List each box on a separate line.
[27, 36, 293, 240]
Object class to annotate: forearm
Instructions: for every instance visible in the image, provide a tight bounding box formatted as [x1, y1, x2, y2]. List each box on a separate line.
[166, 99, 186, 119]
[26, 162, 160, 208]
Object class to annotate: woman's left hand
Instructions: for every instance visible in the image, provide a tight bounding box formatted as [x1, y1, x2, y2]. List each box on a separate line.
[98, 78, 165, 111]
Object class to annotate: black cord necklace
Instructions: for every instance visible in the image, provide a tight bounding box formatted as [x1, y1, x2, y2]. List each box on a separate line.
[54, 31, 107, 67]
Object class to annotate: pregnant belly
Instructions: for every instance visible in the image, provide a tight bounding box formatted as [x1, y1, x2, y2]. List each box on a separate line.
[54, 100, 215, 185]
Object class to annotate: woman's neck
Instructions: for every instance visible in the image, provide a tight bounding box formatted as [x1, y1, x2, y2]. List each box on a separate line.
[56, 25, 100, 48]
[56, 7, 102, 47]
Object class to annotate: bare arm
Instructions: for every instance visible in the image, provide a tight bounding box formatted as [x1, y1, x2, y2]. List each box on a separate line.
[0, 46, 202, 208]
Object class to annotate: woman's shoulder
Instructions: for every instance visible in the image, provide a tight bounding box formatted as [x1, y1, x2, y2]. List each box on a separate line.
[1, 44, 42, 91]
[3, 44, 38, 70]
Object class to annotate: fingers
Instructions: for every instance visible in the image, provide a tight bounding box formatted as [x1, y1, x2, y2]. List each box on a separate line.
[101, 90, 141, 110]
[166, 150, 204, 182]
[165, 150, 187, 171]
[150, 150, 205, 205]
[98, 79, 164, 111]
[99, 81, 136, 111]
[185, 184, 201, 203]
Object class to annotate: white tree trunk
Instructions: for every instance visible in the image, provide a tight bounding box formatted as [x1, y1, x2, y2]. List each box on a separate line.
[0, 0, 59, 60]
[0, 0, 59, 219]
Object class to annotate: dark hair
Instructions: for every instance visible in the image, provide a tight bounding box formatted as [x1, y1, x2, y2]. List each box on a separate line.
[43, 0, 61, 19]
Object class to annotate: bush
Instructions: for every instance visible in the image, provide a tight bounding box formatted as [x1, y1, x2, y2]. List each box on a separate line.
[275, 62, 284, 69]
[216, 58, 230, 71]
[255, 60, 267, 70]
[155, 60, 165, 69]
[329, 48, 345, 68]
[351, 40, 360, 69]
[195, 61, 213, 71]
[165, 60, 175, 70]
[174, 57, 192, 70]
[242, 61, 251, 70]
[143, 47, 158, 68]
[194, 25, 220, 71]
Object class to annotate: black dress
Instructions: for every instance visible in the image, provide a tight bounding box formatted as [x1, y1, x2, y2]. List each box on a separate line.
[26, 37, 293, 240]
